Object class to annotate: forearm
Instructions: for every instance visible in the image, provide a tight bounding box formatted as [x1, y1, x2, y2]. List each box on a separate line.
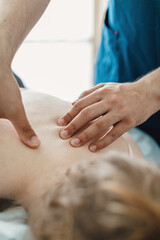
[0, 0, 51, 66]
[137, 67, 160, 115]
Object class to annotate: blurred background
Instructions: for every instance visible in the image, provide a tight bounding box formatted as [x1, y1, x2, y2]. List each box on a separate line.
[12, 0, 108, 101]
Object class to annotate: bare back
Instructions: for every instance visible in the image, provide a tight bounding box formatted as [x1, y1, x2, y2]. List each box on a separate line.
[0, 90, 143, 202]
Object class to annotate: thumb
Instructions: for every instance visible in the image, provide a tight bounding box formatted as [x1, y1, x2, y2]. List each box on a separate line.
[11, 107, 40, 149]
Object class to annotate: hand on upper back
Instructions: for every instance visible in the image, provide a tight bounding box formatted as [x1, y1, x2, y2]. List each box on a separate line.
[58, 81, 151, 152]
[0, 70, 40, 148]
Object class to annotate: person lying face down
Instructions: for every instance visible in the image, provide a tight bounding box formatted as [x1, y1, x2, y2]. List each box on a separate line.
[0, 89, 159, 240]
[32, 153, 160, 240]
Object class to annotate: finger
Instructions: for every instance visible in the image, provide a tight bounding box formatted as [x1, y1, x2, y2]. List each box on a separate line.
[10, 105, 40, 149]
[89, 121, 129, 152]
[59, 101, 110, 139]
[92, 126, 113, 142]
[69, 113, 121, 148]
[58, 90, 102, 126]
[72, 83, 105, 105]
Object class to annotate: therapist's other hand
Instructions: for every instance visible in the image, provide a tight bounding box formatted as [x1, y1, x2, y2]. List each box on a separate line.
[0, 71, 40, 148]
[58, 82, 151, 152]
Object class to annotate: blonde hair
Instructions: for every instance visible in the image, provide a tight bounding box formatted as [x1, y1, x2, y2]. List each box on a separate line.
[31, 152, 160, 240]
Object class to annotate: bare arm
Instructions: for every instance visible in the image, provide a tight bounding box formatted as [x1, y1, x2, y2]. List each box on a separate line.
[0, 0, 51, 148]
[0, 0, 51, 65]
[138, 67, 160, 115]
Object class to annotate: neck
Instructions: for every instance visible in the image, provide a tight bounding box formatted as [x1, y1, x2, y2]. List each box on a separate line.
[20, 172, 64, 212]
[22, 176, 60, 238]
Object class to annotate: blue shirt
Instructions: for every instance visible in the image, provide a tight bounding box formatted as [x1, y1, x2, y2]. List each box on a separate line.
[95, 0, 160, 145]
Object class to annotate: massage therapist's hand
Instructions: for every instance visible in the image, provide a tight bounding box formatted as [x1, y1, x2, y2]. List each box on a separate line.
[58, 76, 159, 152]
[0, 71, 40, 148]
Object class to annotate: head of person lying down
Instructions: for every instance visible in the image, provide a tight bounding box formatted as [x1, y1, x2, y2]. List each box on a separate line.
[30, 152, 160, 240]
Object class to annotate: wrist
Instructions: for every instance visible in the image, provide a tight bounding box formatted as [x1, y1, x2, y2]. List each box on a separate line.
[136, 68, 160, 114]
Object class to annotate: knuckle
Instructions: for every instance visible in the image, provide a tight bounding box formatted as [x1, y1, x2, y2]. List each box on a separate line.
[21, 124, 33, 136]
[99, 88, 107, 96]
[65, 112, 73, 121]
[95, 120, 105, 131]
[119, 106, 128, 115]
[109, 131, 118, 140]
[125, 116, 136, 127]
[81, 108, 90, 117]
[69, 122, 77, 133]
[100, 85, 114, 96]
[74, 101, 83, 112]
[98, 83, 105, 87]
[108, 95, 120, 105]
[80, 90, 88, 97]
[80, 132, 89, 143]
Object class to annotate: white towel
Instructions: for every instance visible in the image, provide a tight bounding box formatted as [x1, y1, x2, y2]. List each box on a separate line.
[0, 207, 34, 240]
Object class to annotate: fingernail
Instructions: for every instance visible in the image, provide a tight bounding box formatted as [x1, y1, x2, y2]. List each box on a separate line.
[70, 138, 81, 147]
[58, 118, 66, 126]
[60, 130, 69, 139]
[30, 136, 40, 146]
[89, 144, 98, 152]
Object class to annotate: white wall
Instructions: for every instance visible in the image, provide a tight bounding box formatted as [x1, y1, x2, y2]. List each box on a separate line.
[94, 0, 108, 56]
[12, 0, 95, 101]
[12, 0, 109, 101]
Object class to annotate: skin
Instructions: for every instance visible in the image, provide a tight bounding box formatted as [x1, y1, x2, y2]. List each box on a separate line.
[0, 90, 143, 213]
[1, 0, 159, 152]
[58, 68, 160, 152]
[0, 0, 51, 148]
